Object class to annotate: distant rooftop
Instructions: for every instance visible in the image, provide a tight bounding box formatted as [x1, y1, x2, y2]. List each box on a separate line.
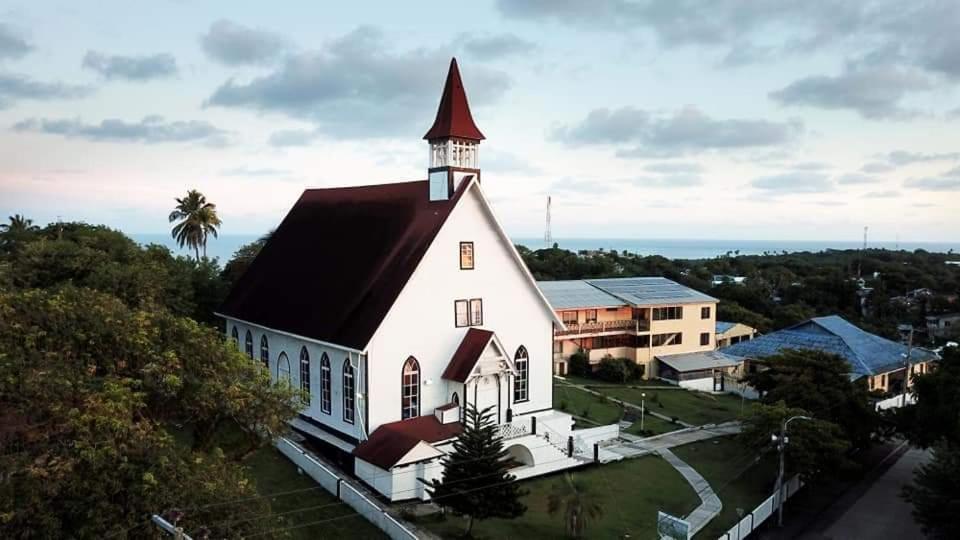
[657, 350, 743, 372]
[723, 315, 938, 378]
[536, 276, 716, 310]
[715, 321, 737, 334]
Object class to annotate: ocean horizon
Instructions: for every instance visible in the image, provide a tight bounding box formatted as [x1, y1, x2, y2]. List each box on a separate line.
[131, 233, 960, 264]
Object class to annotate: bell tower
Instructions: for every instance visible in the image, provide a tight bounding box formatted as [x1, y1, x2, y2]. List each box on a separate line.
[424, 58, 485, 201]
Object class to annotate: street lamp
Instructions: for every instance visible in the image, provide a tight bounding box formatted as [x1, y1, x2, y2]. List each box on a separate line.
[899, 325, 914, 408]
[773, 415, 812, 527]
[640, 392, 646, 432]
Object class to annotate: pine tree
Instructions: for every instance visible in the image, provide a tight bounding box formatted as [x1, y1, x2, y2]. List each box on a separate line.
[425, 404, 527, 537]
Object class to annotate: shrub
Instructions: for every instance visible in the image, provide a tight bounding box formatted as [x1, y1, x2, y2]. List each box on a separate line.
[559, 400, 568, 411]
[568, 351, 591, 377]
[581, 408, 591, 419]
[596, 356, 643, 383]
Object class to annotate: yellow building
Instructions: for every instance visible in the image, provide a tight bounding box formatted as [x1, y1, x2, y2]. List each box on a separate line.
[715, 321, 758, 348]
[538, 277, 718, 379]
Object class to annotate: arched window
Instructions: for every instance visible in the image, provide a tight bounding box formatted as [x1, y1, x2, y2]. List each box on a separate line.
[343, 358, 355, 424]
[402, 357, 420, 420]
[277, 352, 291, 383]
[320, 353, 331, 414]
[452, 392, 459, 406]
[514, 346, 529, 403]
[230, 326, 239, 347]
[299, 347, 311, 405]
[260, 335, 269, 368]
[244, 330, 254, 359]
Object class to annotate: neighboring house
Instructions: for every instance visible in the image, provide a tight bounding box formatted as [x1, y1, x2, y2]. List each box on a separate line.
[218, 59, 616, 502]
[656, 350, 745, 392]
[712, 275, 746, 286]
[715, 321, 757, 348]
[723, 315, 938, 397]
[538, 278, 718, 378]
[926, 313, 960, 339]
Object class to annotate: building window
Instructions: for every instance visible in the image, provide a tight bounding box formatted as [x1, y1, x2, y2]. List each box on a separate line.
[343, 358, 355, 424]
[277, 352, 291, 382]
[701, 306, 711, 319]
[562, 311, 578, 325]
[299, 347, 311, 405]
[470, 298, 483, 326]
[514, 346, 529, 403]
[402, 357, 420, 419]
[460, 242, 474, 270]
[700, 332, 710, 346]
[652, 333, 683, 347]
[455, 300, 469, 327]
[230, 326, 239, 346]
[244, 330, 254, 359]
[652, 306, 684, 321]
[585, 309, 598, 323]
[260, 335, 269, 368]
[320, 353, 331, 414]
[452, 392, 459, 406]
[553, 340, 562, 353]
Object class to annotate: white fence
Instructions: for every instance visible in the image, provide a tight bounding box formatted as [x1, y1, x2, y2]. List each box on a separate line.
[573, 424, 620, 449]
[875, 393, 915, 410]
[274, 438, 418, 540]
[717, 475, 802, 540]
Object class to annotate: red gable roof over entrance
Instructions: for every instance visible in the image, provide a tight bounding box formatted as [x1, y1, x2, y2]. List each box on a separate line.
[353, 415, 462, 470]
[422, 58, 485, 141]
[442, 328, 494, 383]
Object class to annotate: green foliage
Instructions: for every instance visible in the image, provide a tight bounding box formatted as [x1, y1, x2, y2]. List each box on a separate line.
[221, 231, 272, 287]
[547, 474, 603, 538]
[169, 189, 222, 261]
[568, 351, 591, 377]
[902, 444, 960, 540]
[426, 404, 527, 536]
[0, 214, 40, 255]
[595, 356, 643, 383]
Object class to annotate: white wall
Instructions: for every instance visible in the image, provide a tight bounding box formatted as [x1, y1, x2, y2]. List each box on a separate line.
[225, 319, 366, 442]
[365, 184, 555, 432]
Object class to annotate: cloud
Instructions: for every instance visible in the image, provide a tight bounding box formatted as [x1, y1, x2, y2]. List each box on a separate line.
[947, 107, 960, 119]
[861, 162, 895, 174]
[904, 167, 960, 191]
[460, 33, 536, 60]
[82, 50, 177, 81]
[644, 162, 703, 174]
[554, 105, 801, 156]
[13, 116, 229, 145]
[206, 26, 511, 139]
[268, 128, 318, 147]
[551, 177, 614, 194]
[790, 161, 831, 171]
[630, 174, 703, 188]
[0, 22, 31, 60]
[751, 172, 833, 193]
[863, 190, 901, 198]
[482, 149, 542, 174]
[220, 166, 290, 176]
[836, 173, 879, 185]
[200, 19, 286, 66]
[769, 64, 929, 120]
[0, 73, 91, 109]
[884, 150, 960, 165]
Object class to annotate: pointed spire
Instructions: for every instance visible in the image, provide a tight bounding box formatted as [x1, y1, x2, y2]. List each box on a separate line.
[423, 58, 485, 141]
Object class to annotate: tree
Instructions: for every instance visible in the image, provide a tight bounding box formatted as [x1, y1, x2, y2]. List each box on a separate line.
[425, 404, 527, 537]
[221, 231, 272, 287]
[169, 190, 221, 261]
[567, 351, 591, 377]
[547, 473, 603, 538]
[902, 444, 960, 539]
[0, 214, 39, 254]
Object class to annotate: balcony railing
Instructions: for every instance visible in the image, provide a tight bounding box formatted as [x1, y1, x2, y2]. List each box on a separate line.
[556, 319, 649, 336]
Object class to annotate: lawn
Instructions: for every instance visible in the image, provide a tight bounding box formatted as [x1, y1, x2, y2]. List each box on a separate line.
[598, 386, 747, 426]
[553, 382, 623, 425]
[556, 375, 671, 388]
[416, 456, 700, 539]
[672, 437, 778, 539]
[624, 413, 681, 436]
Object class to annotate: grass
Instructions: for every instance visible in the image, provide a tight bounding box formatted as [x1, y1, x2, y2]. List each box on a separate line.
[557, 375, 670, 388]
[553, 383, 623, 425]
[597, 387, 746, 426]
[672, 437, 777, 539]
[624, 413, 681, 436]
[415, 456, 700, 539]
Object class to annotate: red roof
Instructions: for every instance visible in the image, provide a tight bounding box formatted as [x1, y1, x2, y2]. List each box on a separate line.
[353, 415, 462, 470]
[442, 328, 494, 382]
[219, 179, 469, 350]
[423, 58, 485, 141]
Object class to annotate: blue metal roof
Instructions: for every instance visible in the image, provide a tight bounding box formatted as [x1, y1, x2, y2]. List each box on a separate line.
[536, 280, 625, 310]
[723, 315, 938, 378]
[716, 321, 737, 334]
[586, 277, 717, 306]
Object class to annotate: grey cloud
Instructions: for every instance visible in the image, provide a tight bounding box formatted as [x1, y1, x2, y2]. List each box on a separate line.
[0, 73, 91, 109]
[555, 105, 801, 156]
[751, 172, 833, 193]
[207, 26, 511, 139]
[0, 22, 31, 60]
[904, 167, 960, 190]
[836, 173, 879, 185]
[482, 149, 542, 174]
[884, 150, 960, 165]
[201, 19, 286, 66]
[630, 174, 703, 188]
[863, 190, 901, 198]
[551, 177, 614, 194]
[790, 161, 832, 171]
[721, 42, 777, 67]
[770, 65, 929, 120]
[82, 50, 177, 81]
[947, 107, 960, 119]
[460, 33, 536, 60]
[268, 129, 318, 147]
[861, 162, 895, 174]
[644, 162, 703, 174]
[13, 116, 229, 145]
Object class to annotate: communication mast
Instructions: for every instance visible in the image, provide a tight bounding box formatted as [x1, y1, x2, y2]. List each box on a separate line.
[544, 196, 553, 248]
[857, 226, 868, 278]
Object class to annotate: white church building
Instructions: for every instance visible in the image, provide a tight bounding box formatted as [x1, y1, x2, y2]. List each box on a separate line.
[218, 59, 619, 501]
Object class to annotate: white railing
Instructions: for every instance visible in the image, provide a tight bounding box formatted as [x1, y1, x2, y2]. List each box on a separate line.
[717, 475, 802, 540]
[498, 422, 530, 440]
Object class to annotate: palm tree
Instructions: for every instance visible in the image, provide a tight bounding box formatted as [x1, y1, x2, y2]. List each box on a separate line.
[547, 473, 603, 539]
[0, 214, 40, 253]
[168, 190, 222, 261]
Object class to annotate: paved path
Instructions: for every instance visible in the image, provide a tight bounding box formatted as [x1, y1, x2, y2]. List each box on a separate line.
[658, 448, 723, 536]
[558, 380, 697, 428]
[607, 421, 741, 459]
[802, 447, 931, 540]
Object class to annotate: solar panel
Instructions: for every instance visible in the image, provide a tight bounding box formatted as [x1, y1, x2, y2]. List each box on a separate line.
[536, 280, 625, 310]
[586, 277, 716, 305]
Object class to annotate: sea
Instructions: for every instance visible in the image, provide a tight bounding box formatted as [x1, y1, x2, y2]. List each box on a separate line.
[131, 233, 960, 264]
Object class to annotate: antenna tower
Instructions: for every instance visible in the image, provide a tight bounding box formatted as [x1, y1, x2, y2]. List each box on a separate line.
[857, 226, 868, 278]
[544, 196, 553, 248]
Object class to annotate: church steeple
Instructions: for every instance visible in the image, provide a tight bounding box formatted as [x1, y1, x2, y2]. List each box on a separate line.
[425, 58, 483, 201]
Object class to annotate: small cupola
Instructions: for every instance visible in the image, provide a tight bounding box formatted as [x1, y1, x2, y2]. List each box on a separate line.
[425, 58, 484, 201]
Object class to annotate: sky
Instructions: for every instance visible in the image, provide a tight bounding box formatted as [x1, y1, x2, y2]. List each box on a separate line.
[1, 0, 959, 243]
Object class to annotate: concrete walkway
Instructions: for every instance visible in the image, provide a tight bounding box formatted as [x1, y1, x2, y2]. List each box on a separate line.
[658, 447, 723, 537]
[607, 421, 741, 459]
[557, 379, 697, 428]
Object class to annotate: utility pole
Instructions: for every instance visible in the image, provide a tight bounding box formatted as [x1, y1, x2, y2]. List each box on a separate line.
[640, 392, 646, 432]
[857, 225, 868, 279]
[152, 514, 193, 540]
[544, 196, 553, 249]
[902, 326, 913, 408]
[773, 415, 811, 527]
